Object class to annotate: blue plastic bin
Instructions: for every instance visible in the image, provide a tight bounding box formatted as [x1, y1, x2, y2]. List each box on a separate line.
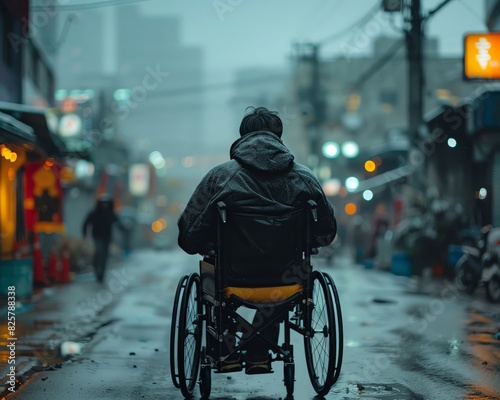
[448, 245, 465, 267]
[0, 258, 33, 298]
[390, 252, 412, 277]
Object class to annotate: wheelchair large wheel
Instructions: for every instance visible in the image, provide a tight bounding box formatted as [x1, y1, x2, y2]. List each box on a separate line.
[323, 272, 343, 385]
[177, 273, 202, 397]
[170, 275, 188, 389]
[304, 271, 337, 396]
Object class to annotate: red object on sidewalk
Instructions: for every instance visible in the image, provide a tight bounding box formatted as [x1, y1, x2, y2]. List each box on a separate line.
[33, 233, 49, 286]
[13, 238, 30, 259]
[48, 250, 59, 282]
[59, 249, 72, 283]
[433, 263, 444, 277]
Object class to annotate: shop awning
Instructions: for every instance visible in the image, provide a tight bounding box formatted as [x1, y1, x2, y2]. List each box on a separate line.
[0, 110, 45, 155]
[0, 102, 68, 159]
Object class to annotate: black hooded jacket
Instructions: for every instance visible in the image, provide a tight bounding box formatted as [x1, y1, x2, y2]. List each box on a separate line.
[177, 131, 337, 255]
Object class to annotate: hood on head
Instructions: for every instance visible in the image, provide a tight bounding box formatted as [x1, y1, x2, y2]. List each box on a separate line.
[229, 131, 294, 173]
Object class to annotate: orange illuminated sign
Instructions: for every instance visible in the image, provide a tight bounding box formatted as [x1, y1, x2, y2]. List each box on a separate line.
[464, 33, 500, 80]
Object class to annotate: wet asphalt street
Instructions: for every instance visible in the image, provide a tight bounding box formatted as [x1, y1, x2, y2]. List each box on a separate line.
[1, 248, 499, 399]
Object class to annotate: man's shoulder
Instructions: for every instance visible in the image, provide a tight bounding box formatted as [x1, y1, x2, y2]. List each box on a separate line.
[207, 160, 240, 175]
[291, 162, 317, 179]
[201, 160, 241, 183]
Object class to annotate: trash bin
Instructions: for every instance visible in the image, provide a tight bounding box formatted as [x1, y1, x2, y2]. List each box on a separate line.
[0, 258, 33, 298]
[448, 245, 464, 267]
[390, 251, 412, 277]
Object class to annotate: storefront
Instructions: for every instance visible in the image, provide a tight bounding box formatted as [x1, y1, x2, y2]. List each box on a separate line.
[0, 103, 67, 296]
[0, 111, 40, 297]
[0, 112, 39, 257]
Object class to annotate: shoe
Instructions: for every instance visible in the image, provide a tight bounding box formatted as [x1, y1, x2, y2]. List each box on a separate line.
[245, 355, 271, 375]
[220, 353, 242, 372]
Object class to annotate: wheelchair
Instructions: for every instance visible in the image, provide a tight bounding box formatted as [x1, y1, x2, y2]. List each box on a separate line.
[170, 200, 343, 398]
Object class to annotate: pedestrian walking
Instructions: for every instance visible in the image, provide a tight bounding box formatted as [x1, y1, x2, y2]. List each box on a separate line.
[82, 194, 125, 282]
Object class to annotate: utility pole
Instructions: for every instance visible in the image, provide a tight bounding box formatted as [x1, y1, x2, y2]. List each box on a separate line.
[382, 0, 452, 190]
[309, 43, 322, 164]
[405, 0, 424, 189]
[295, 43, 323, 168]
[407, 0, 423, 143]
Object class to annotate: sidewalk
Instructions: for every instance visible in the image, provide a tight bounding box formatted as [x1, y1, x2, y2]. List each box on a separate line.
[318, 251, 459, 298]
[0, 254, 136, 397]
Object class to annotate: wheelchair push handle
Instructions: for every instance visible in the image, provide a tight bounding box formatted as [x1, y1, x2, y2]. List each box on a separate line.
[217, 201, 227, 223]
[307, 200, 318, 222]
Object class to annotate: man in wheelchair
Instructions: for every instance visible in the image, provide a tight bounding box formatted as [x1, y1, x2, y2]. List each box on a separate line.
[177, 106, 337, 377]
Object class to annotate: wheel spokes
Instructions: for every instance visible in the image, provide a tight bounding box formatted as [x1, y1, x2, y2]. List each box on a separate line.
[309, 279, 331, 385]
[177, 274, 202, 396]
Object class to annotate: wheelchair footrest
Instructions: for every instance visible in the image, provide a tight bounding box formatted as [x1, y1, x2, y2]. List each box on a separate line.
[245, 367, 274, 375]
[245, 356, 273, 375]
[214, 365, 244, 374]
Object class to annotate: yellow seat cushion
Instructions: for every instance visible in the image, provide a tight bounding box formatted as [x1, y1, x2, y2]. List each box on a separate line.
[224, 284, 303, 303]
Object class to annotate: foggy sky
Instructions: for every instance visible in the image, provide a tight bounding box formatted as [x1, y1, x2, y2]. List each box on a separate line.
[138, 0, 486, 77]
[56, 0, 487, 170]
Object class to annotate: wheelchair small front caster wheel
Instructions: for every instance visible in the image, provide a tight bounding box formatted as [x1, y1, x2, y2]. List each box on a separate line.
[284, 363, 294, 396]
[199, 365, 211, 399]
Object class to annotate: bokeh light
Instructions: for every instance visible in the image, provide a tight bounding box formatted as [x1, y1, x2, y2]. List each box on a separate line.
[364, 160, 376, 172]
[345, 176, 359, 192]
[322, 142, 340, 158]
[363, 190, 374, 201]
[345, 202, 357, 215]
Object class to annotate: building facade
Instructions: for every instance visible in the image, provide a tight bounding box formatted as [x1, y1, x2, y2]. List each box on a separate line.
[287, 36, 484, 220]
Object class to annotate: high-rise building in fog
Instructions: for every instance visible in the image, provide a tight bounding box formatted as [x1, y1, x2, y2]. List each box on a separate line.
[115, 5, 203, 160]
[56, 5, 204, 160]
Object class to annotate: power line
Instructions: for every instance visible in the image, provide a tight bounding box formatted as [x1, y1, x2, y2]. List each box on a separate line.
[31, 0, 150, 12]
[455, 0, 485, 25]
[146, 74, 287, 98]
[318, 2, 381, 46]
[352, 39, 405, 90]
[293, 0, 343, 40]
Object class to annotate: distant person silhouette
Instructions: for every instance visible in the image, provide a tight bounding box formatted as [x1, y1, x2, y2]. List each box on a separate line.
[82, 194, 124, 282]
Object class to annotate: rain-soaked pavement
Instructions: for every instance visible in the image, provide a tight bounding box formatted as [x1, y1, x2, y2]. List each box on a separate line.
[0, 248, 499, 399]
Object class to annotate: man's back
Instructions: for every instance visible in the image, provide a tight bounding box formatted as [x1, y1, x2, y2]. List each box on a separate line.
[178, 107, 336, 256]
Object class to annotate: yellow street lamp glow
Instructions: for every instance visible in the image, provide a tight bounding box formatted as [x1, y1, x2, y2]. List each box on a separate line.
[364, 160, 376, 172]
[345, 203, 357, 215]
[151, 220, 163, 233]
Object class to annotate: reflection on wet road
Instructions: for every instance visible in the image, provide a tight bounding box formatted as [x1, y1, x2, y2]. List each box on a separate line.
[1, 249, 498, 399]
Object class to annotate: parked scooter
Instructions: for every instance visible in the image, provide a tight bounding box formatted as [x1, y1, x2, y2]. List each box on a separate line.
[454, 225, 500, 302]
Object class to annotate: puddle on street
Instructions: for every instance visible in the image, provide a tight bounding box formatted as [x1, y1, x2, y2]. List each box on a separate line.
[329, 383, 424, 399]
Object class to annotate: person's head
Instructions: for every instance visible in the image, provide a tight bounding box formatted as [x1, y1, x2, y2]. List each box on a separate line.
[239, 106, 283, 138]
[96, 193, 114, 210]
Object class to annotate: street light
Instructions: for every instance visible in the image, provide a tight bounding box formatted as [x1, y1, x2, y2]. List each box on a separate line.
[363, 190, 374, 201]
[364, 160, 376, 172]
[341, 141, 359, 158]
[345, 176, 359, 192]
[322, 141, 340, 158]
